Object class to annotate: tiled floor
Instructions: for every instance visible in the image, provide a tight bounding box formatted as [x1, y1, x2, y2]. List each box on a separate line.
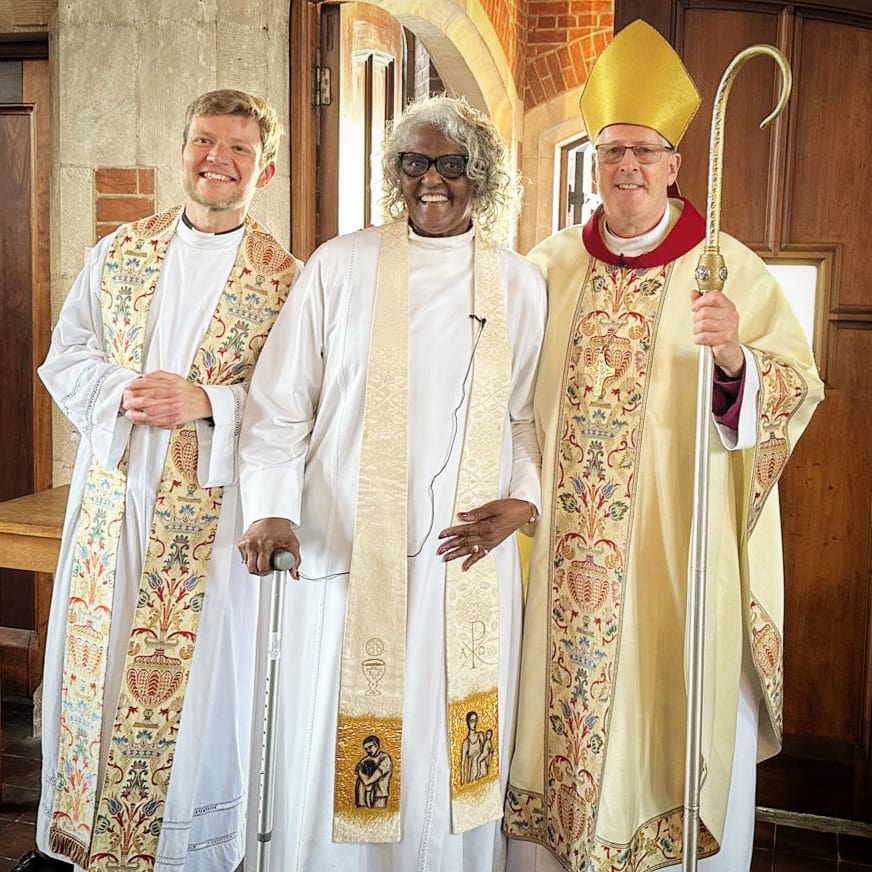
[1, 699, 871, 870]
[1, 701, 43, 871]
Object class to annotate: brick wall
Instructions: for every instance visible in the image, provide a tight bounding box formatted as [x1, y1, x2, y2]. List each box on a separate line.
[524, 0, 612, 108]
[94, 167, 156, 240]
[475, 0, 613, 110]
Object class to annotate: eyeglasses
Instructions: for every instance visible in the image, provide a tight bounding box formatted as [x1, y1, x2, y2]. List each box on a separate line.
[398, 152, 469, 179]
[594, 144, 675, 164]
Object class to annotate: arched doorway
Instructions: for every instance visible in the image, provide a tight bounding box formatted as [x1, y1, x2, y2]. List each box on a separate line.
[288, 0, 519, 257]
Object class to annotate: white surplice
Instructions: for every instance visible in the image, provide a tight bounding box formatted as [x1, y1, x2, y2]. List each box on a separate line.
[37, 220, 268, 872]
[240, 224, 546, 872]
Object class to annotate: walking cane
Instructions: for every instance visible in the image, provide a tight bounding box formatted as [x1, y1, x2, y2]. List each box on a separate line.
[681, 46, 792, 872]
[256, 548, 296, 872]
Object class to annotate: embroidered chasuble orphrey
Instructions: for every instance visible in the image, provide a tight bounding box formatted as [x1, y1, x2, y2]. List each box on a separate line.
[504, 210, 822, 872]
[334, 220, 511, 843]
[48, 206, 299, 870]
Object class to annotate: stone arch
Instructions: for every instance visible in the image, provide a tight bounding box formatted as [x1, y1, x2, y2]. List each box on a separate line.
[353, 0, 520, 143]
[518, 87, 585, 252]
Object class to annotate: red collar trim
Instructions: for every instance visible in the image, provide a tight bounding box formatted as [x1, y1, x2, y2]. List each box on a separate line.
[581, 197, 706, 267]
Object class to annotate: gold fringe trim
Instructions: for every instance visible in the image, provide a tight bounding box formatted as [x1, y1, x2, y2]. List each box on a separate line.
[48, 827, 90, 868]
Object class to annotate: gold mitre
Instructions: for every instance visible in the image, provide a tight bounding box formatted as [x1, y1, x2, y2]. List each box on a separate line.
[579, 19, 701, 146]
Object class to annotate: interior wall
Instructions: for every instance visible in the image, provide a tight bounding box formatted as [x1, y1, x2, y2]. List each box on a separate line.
[48, 0, 293, 482]
[4, 0, 615, 482]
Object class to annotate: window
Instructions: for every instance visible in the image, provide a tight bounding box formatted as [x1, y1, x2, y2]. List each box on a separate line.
[763, 262, 818, 349]
[555, 136, 600, 231]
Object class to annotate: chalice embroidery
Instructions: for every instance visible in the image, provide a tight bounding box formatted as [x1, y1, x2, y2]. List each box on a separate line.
[362, 637, 386, 695]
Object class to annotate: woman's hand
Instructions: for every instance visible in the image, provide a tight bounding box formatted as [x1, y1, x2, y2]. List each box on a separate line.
[238, 517, 301, 578]
[437, 498, 535, 571]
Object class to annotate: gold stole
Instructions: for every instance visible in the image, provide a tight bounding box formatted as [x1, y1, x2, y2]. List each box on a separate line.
[49, 206, 298, 870]
[333, 221, 510, 842]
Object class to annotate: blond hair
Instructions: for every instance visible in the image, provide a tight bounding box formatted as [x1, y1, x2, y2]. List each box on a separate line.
[183, 89, 284, 165]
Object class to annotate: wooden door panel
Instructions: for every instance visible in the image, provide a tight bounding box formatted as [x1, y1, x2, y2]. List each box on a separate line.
[0, 108, 36, 639]
[678, 7, 780, 246]
[319, 2, 403, 244]
[788, 17, 872, 309]
[779, 326, 871, 742]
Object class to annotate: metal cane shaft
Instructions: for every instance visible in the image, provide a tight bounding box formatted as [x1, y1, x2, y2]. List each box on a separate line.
[682, 45, 791, 871]
[682, 345, 713, 872]
[256, 549, 294, 872]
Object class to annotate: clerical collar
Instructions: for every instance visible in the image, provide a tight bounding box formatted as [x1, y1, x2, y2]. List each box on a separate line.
[602, 201, 675, 256]
[582, 196, 706, 267]
[181, 209, 245, 235]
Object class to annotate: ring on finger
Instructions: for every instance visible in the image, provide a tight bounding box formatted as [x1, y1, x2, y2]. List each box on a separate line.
[482, 547, 489, 556]
[472, 543, 480, 554]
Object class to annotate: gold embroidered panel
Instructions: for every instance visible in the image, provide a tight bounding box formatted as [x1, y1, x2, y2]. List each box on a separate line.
[541, 260, 668, 869]
[505, 260, 723, 871]
[747, 351, 810, 537]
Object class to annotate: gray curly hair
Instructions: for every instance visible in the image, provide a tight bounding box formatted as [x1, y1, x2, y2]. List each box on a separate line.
[380, 95, 521, 240]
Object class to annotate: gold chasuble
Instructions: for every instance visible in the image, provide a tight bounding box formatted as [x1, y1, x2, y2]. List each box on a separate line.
[505, 201, 822, 871]
[48, 207, 299, 870]
[334, 220, 511, 842]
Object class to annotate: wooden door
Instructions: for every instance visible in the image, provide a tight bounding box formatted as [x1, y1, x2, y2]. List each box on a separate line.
[615, 1, 872, 822]
[0, 53, 52, 697]
[318, 2, 404, 243]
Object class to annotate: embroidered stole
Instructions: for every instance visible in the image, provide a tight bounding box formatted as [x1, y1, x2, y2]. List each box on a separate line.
[49, 206, 297, 870]
[333, 221, 511, 842]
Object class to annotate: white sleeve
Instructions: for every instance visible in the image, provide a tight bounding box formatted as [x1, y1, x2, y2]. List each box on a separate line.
[240, 246, 331, 528]
[714, 344, 760, 451]
[195, 383, 247, 487]
[505, 256, 547, 511]
[37, 234, 136, 469]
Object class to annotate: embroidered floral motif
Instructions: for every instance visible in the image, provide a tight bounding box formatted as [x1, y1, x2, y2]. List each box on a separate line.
[747, 351, 809, 536]
[50, 207, 298, 871]
[749, 598, 784, 736]
[506, 261, 718, 871]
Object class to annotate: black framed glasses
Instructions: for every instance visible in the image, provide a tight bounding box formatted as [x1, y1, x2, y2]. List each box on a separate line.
[594, 144, 675, 164]
[398, 152, 469, 179]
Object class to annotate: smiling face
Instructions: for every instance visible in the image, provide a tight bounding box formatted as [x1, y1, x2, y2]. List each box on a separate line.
[399, 125, 474, 238]
[593, 123, 681, 238]
[181, 113, 275, 232]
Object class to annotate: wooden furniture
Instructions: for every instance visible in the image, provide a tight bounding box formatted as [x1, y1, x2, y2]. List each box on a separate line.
[0, 485, 67, 786]
[0, 485, 67, 573]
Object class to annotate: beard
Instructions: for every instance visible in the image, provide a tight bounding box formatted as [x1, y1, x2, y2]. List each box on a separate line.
[183, 174, 253, 212]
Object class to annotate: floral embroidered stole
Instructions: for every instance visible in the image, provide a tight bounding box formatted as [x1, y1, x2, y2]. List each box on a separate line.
[49, 206, 297, 870]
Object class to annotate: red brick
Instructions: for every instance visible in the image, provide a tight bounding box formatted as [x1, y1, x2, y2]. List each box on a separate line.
[535, 15, 556, 29]
[570, 40, 585, 75]
[95, 167, 138, 194]
[541, 73, 558, 101]
[528, 66, 547, 104]
[528, 2, 567, 16]
[530, 28, 564, 44]
[138, 168, 155, 195]
[96, 195, 155, 223]
[546, 50, 564, 81]
[535, 55, 551, 78]
[558, 45, 572, 69]
[95, 222, 120, 240]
